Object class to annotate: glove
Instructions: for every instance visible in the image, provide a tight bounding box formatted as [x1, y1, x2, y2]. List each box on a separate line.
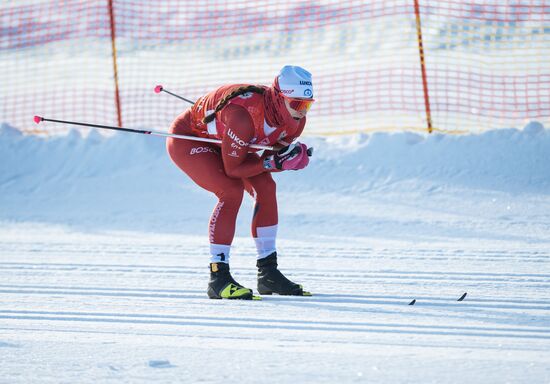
[263, 142, 310, 171]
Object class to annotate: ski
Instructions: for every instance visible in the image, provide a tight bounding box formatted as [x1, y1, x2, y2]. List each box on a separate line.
[257, 284, 312, 297]
[408, 292, 467, 305]
[258, 291, 312, 297]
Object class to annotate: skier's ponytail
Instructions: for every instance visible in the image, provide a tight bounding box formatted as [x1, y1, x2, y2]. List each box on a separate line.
[202, 85, 265, 124]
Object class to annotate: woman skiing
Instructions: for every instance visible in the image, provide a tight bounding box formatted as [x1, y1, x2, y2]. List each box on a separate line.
[166, 65, 314, 300]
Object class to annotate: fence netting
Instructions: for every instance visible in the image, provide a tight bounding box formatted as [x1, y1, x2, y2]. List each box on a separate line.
[1, 0, 549, 136]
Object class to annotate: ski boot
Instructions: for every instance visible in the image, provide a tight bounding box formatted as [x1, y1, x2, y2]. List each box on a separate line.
[256, 252, 311, 296]
[207, 262, 255, 300]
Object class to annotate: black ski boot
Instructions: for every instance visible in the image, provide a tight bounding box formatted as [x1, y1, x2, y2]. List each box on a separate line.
[256, 252, 311, 296]
[207, 262, 254, 300]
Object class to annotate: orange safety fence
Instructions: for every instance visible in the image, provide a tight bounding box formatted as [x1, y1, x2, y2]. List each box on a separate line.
[1, 0, 548, 136]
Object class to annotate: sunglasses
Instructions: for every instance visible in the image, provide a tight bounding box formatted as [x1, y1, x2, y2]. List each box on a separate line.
[279, 93, 315, 112]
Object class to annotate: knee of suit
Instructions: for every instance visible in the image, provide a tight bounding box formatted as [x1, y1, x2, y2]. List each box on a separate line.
[253, 177, 277, 202]
[215, 182, 245, 206]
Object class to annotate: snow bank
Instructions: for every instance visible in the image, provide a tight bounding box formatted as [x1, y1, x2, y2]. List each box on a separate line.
[297, 123, 550, 194]
[1, 122, 549, 234]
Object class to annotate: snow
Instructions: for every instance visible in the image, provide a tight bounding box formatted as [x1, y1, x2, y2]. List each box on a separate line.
[1, 123, 549, 383]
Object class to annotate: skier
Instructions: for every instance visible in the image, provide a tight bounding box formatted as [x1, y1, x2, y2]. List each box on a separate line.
[166, 65, 314, 300]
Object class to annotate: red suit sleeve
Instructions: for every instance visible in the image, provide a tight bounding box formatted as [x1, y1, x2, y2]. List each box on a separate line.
[219, 104, 267, 179]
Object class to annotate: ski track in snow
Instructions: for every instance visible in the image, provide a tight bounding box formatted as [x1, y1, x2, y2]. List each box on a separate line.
[1, 127, 550, 382]
[0, 225, 549, 383]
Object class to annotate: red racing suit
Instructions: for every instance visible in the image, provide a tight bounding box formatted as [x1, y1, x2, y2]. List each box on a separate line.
[166, 84, 306, 247]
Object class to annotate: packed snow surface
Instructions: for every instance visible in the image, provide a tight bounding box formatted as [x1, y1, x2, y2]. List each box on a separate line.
[1, 123, 549, 383]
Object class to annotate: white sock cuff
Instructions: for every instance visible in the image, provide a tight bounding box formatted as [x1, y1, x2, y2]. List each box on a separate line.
[254, 224, 278, 259]
[210, 244, 231, 264]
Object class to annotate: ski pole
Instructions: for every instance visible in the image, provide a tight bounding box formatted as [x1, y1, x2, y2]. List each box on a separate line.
[33, 116, 276, 151]
[154, 85, 195, 105]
